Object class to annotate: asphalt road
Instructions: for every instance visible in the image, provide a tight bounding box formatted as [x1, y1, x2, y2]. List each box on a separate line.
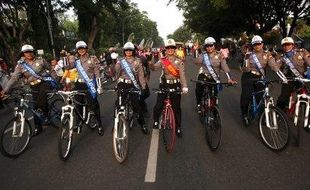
[0, 57, 310, 190]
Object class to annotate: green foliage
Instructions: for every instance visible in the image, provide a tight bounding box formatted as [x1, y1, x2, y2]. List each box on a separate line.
[169, 25, 192, 43]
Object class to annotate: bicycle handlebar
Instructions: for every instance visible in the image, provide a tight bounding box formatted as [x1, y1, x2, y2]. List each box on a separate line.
[102, 87, 140, 93]
[287, 77, 310, 83]
[190, 79, 236, 86]
[152, 88, 183, 94]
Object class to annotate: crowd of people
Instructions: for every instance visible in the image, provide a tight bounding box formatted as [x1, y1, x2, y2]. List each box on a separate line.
[0, 34, 309, 138]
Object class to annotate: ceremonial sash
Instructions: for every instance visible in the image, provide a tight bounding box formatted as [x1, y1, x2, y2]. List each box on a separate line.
[161, 58, 179, 77]
[202, 53, 220, 83]
[75, 59, 97, 99]
[119, 59, 141, 90]
[21, 62, 57, 88]
[283, 56, 303, 78]
[251, 53, 265, 76]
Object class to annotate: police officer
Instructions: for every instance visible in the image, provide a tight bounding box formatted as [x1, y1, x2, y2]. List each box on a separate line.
[276, 37, 310, 110]
[0, 44, 57, 135]
[149, 38, 188, 138]
[74, 41, 104, 135]
[194, 37, 237, 113]
[114, 42, 149, 135]
[240, 35, 287, 126]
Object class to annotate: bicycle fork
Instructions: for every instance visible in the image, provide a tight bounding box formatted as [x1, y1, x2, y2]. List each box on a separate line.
[61, 105, 74, 134]
[264, 98, 278, 129]
[114, 106, 127, 140]
[12, 109, 26, 137]
[294, 94, 310, 128]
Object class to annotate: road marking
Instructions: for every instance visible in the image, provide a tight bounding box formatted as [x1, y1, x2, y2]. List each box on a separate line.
[145, 129, 159, 183]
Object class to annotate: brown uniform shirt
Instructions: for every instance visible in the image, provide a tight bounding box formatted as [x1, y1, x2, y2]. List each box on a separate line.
[150, 56, 187, 88]
[76, 53, 101, 80]
[195, 51, 230, 75]
[4, 57, 56, 92]
[277, 49, 310, 75]
[242, 50, 279, 73]
[115, 56, 146, 89]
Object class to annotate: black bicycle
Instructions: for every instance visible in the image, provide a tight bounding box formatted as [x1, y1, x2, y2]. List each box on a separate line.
[192, 79, 234, 151]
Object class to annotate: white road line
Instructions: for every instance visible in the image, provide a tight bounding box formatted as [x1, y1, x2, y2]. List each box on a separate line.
[145, 129, 159, 183]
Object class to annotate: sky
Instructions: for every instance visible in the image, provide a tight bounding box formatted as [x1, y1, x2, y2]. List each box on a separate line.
[131, 0, 184, 40]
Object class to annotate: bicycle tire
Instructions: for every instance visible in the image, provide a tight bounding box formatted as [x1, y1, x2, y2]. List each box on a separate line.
[58, 115, 73, 161]
[127, 103, 136, 130]
[87, 111, 97, 129]
[48, 98, 64, 128]
[259, 106, 289, 151]
[0, 117, 32, 158]
[204, 106, 221, 151]
[162, 106, 176, 153]
[295, 103, 305, 146]
[112, 115, 128, 163]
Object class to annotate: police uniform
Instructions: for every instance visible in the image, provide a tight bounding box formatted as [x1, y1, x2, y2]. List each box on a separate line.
[195, 51, 231, 105]
[240, 50, 280, 116]
[4, 57, 56, 127]
[151, 55, 187, 131]
[74, 53, 102, 126]
[115, 56, 148, 129]
[276, 49, 310, 109]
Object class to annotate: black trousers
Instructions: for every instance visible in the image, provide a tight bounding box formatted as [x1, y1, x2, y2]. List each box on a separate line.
[74, 82, 102, 125]
[240, 72, 263, 116]
[195, 73, 218, 105]
[31, 81, 52, 126]
[153, 82, 182, 129]
[276, 81, 303, 110]
[139, 83, 150, 113]
[116, 82, 145, 125]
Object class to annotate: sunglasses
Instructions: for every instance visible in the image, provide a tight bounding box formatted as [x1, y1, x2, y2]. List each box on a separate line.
[253, 43, 262, 46]
[124, 49, 134, 52]
[205, 44, 214, 47]
[23, 51, 34, 53]
[166, 46, 176, 50]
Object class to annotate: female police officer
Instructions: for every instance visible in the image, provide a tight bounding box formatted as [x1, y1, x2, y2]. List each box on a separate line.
[149, 39, 188, 138]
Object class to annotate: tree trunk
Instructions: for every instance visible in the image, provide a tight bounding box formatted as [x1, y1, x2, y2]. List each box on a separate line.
[87, 16, 99, 50]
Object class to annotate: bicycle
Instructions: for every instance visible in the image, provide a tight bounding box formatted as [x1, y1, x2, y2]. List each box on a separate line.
[104, 87, 140, 163]
[285, 77, 310, 146]
[0, 87, 62, 157]
[191, 79, 233, 151]
[57, 90, 103, 161]
[153, 87, 182, 153]
[245, 78, 289, 151]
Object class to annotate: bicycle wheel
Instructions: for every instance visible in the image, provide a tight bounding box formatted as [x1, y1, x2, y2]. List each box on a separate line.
[295, 103, 305, 146]
[204, 106, 221, 151]
[127, 103, 136, 130]
[259, 106, 289, 151]
[161, 107, 176, 153]
[87, 111, 97, 129]
[112, 115, 128, 163]
[48, 98, 64, 128]
[58, 115, 73, 160]
[0, 117, 32, 158]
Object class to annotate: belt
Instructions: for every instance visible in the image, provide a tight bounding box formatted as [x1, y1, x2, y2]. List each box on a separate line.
[165, 79, 180, 84]
[118, 78, 132, 84]
[250, 70, 261, 76]
[30, 79, 41, 86]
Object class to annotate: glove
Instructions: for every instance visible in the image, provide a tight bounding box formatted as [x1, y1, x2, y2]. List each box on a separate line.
[97, 87, 103, 95]
[182, 87, 188, 94]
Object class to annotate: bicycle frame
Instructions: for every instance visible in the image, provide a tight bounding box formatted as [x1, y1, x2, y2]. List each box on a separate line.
[293, 93, 310, 127]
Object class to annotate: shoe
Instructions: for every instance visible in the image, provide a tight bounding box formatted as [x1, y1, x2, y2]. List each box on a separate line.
[197, 104, 202, 114]
[176, 128, 182, 138]
[33, 125, 43, 136]
[141, 125, 149, 135]
[153, 122, 159, 129]
[242, 116, 249, 126]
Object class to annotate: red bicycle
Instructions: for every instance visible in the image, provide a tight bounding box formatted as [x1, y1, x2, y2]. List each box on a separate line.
[153, 88, 182, 153]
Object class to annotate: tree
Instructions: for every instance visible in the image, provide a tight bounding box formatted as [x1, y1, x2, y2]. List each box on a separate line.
[168, 25, 192, 43]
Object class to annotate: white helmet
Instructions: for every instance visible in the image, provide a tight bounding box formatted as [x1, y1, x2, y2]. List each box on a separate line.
[21, 44, 34, 52]
[164, 39, 176, 47]
[76, 41, 87, 49]
[204, 37, 216, 45]
[123, 42, 135, 50]
[281, 37, 294, 45]
[111, 52, 118, 59]
[251, 35, 263, 45]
